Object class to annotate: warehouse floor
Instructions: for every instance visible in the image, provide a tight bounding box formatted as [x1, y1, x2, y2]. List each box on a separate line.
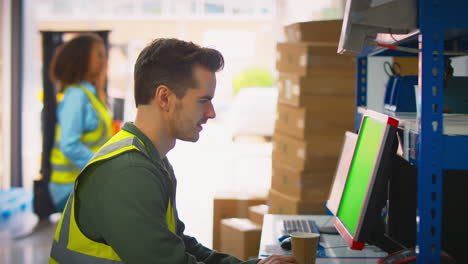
[0, 211, 57, 264]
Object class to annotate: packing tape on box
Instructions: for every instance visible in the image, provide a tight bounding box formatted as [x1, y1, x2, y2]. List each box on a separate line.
[285, 88, 293, 100]
[285, 79, 293, 100]
[296, 148, 305, 159]
[293, 84, 300, 96]
[278, 81, 283, 91]
[285, 79, 292, 90]
[297, 119, 305, 129]
[276, 51, 281, 61]
[300, 54, 307, 66]
[295, 31, 301, 41]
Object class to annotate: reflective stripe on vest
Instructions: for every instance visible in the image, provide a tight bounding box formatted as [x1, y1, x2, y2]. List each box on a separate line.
[50, 192, 123, 264]
[51, 84, 113, 184]
[49, 130, 177, 264]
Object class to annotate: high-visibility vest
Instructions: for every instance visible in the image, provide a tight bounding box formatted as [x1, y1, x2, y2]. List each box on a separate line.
[50, 84, 113, 184]
[49, 129, 177, 264]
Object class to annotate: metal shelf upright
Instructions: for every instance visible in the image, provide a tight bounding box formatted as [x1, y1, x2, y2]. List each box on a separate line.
[355, 1, 468, 263]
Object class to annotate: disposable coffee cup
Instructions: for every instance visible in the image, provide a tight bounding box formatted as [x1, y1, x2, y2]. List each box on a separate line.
[290, 232, 320, 264]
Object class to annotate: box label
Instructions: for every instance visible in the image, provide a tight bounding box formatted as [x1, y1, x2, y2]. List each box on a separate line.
[296, 148, 305, 159]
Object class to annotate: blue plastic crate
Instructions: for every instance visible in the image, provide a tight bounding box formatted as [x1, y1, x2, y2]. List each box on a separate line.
[0, 188, 33, 219]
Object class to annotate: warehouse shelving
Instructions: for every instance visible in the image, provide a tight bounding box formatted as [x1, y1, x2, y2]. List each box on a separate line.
[353, 1, 468, 263]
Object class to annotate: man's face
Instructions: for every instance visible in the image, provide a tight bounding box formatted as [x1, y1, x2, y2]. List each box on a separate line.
[168, 65, 216, 142]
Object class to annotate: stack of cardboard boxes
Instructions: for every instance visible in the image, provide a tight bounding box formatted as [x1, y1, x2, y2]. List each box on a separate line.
[220, 218, 262, 260]
[269, 20, 356, 214]
[214, 192, 268, 260]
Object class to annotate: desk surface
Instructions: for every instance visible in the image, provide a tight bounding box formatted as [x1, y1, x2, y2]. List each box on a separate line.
[259, 214, 387, 264]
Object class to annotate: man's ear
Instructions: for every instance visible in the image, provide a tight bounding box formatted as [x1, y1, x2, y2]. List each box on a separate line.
[154, 85, 173, 112]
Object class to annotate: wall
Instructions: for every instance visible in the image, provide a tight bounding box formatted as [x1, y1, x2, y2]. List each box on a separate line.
[366, 57, 391, 113]
[0, 0, 3, 189]
[1, 0, 11, 189]
[22, 0, 41, 190]
[38, 19, 275, 121]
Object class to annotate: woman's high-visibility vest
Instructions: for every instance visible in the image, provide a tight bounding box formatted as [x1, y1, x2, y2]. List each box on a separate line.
[50, 84, 113, 184]
[49, 130, 177, 264]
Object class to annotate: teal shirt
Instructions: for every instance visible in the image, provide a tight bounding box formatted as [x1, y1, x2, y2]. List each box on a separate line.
[57, 81, 99, 168]
[75, 122, 260, 264]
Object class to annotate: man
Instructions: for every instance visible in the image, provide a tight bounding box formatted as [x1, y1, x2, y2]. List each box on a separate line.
[50, 38, 297, 264]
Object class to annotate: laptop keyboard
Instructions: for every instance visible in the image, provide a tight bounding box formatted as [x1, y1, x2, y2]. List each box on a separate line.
[283, 219, 319, 234]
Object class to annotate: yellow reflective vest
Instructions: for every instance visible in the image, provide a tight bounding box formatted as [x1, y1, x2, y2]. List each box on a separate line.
[49, 129, 177, 264]
[50, 84, 113, 184]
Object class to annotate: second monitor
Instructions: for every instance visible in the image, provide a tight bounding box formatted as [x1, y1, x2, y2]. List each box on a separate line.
[333, 110, 399, 250]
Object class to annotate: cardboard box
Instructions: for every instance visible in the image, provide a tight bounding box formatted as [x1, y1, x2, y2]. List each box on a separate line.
[268, 189, 326, 215]
[275, 99, 354, 140]
[276, 42, 355, 76]
[220, 218, 262, 261]
[272, 132, 340, 171]
[278, 73, 355, 106]
[271, 164, 334, 201]
[248, 204, 269, 226]
[284, 20, 343, 43]
[213, 192, 267, 251]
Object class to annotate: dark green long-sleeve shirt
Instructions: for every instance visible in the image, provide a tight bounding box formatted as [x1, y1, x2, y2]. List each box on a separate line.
[75, 122, 259, 264]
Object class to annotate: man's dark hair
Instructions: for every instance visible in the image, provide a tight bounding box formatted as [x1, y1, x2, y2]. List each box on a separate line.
[49, 33, 104, 92]
[133, 38, 224, 106]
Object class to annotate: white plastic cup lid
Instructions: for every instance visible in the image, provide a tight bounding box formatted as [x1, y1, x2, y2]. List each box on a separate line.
[290, 232, 320, 238]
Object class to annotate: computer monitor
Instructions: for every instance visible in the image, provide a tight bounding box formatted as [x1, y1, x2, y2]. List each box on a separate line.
[334, 110, 399, 250]
[338, 0, 417, 54]
[326, 131, 358, 216]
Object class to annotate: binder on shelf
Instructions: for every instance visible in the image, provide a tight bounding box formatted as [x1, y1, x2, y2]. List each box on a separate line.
[383, 76, 396, 107]
[384, 75, 418, 113]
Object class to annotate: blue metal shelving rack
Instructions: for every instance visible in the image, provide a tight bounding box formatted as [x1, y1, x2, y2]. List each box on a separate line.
[355, 1, 468, 263]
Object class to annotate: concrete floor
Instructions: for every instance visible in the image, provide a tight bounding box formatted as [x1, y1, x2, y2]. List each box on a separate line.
[0, 211, 58, 264]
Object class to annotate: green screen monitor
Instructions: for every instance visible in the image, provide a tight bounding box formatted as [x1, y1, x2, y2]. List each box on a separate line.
[334, 110, 399, 250]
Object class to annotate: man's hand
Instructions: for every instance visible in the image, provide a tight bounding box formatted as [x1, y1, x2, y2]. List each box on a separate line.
[258, 255, 297, 264]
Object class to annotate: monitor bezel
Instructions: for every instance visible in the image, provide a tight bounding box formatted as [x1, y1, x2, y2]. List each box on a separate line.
[334, 109, 399, 250]
[337, 0, 353, 54]
[326, 131, 358, 216]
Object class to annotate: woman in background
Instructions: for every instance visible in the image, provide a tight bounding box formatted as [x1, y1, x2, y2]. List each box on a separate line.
[48, 33, 113, 212]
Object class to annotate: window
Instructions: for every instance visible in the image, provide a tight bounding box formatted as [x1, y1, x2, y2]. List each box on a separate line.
[37, 0, 274, 20]
[232, 0, 254, 16]
[141, 0, 163, 15]
[204, 0, 225, 14]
